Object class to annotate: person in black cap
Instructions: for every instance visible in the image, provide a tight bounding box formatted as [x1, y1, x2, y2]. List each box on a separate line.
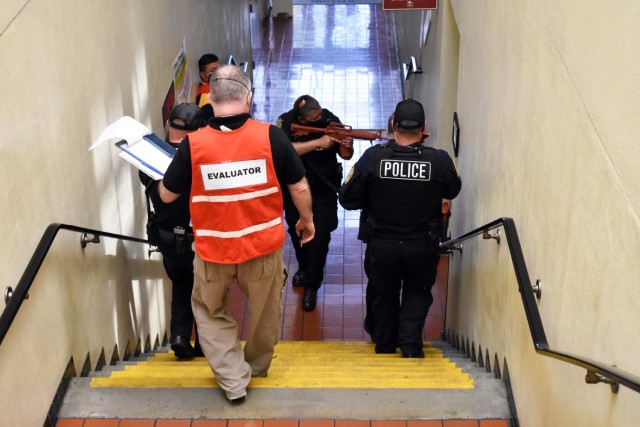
[338, 99, 461, 357]
[276, 95, 354, 311]
[139, 102, 207, 358]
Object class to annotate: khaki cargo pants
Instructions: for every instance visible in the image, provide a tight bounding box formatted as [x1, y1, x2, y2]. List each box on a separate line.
[191, 247, 287, 399]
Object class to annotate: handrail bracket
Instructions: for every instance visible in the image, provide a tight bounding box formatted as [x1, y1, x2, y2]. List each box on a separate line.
[80, 233, 100, 248]
[532, 279, 542, 299]
[5, 286, 29, 304]
[442, 243, 463, 257]
[482, 228, 501, 245]
[586, 370, 620, 393]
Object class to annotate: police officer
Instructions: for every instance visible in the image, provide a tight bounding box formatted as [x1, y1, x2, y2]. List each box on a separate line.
[276, 95, 354, 311]
[339, 99, 461, 357]
[139, 103, 207, 358]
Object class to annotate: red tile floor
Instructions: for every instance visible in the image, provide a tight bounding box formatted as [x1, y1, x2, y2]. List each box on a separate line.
[231, 240, 449, 344]
[56, 3, 508, 426]
[247, 1, 446, 344]
[57, 419, 510, 427]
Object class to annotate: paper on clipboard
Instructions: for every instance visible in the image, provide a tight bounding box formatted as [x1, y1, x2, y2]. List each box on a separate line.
[90, 116, 150, 150]
[116, 134, 175, 178]
[118, 151, 163, 181]
[91, 116, 176, 178]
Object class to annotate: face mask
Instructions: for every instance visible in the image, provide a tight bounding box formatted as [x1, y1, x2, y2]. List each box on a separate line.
[304, 119, 326, 128]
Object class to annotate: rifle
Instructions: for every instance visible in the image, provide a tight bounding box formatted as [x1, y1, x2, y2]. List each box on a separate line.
[291, 122, 387, 157]
[440, 200, 451, 242]
[439, 200, 452, 254]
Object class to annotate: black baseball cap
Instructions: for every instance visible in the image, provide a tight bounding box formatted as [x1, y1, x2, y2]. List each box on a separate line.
[393, 99, 425, 131]
[168, 103, 206, 131]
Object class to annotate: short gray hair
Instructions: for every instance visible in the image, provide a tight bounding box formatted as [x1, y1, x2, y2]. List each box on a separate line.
[209, 65, 251, 103]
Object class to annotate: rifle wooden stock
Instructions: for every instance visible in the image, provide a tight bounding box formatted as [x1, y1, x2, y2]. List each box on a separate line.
[291, 122, 387, 157]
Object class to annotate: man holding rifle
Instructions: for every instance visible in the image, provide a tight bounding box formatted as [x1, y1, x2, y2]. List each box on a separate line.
[276, 95, 354, 311]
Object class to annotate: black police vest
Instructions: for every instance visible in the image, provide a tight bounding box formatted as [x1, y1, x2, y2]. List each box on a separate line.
[367, 143, 442, 239]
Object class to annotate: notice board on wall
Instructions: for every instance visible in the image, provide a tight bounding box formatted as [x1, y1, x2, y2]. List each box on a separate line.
[382, 0, 437, 10]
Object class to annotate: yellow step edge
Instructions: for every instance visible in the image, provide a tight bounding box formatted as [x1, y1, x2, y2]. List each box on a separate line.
[151, 342, 440, 351]
[92, 341, 474, 390]
[92, 377, 473, 389]
[120, 365, 464, 373]
[155, 347, 443, 359]
[106, 369, 465, 379]
[139, 361, 447, 367]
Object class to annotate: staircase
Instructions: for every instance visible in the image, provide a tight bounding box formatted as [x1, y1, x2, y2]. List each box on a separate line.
[57, 340, 512, 423]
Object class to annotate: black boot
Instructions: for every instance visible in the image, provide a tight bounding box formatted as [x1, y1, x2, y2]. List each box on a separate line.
[302, 287, 317, 311]
[401, 347, 425, 358]
[292, 270, 306, 287]
[170, 335, 196, 358]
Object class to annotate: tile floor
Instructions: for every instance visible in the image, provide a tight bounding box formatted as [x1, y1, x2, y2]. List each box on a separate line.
[248, 2, 445, 345]
[57, 419, 510, 426]
[55, 3, 507, 426]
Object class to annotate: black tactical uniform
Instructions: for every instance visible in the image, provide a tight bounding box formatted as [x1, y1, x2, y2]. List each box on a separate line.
[339, 100, 461, 356]
[139, 103, 206, 358]
[276, 102, 344, 309]
[140, 168, 201, 357]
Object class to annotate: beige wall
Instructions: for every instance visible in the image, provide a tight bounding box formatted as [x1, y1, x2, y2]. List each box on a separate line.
[397, 1, 640, 426]
[0, 1, 256, 425]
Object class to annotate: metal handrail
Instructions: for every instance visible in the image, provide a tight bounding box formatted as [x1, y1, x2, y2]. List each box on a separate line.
[4, 220, 638, 393]
[440, 217, 640, 394]
[0, 223, 148, 346]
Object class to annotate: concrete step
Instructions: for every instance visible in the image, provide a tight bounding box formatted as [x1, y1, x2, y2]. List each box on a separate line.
[59, 340, 511, 421]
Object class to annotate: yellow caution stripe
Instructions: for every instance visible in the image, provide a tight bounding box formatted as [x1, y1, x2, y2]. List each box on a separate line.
[92, 341, 473, 389]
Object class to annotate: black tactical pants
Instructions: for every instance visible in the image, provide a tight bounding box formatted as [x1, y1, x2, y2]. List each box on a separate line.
[285, 197, 338, 290]
[367, 236, 440, 354]
[158, 239, 196, 339]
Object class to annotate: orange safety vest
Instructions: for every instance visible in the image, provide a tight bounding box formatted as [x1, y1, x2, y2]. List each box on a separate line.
[188, 119, 285, 264]
[195, 84, 210, 107]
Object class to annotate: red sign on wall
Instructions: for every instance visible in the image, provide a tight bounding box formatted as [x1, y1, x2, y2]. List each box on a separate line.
[382, 0, 437, 10]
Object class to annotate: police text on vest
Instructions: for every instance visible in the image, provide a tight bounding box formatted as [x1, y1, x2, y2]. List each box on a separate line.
[379, 160, 431, 181]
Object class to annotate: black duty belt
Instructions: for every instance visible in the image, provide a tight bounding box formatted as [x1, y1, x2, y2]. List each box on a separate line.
[158, 227, 195, 253]
[367, 220, 441, 242]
